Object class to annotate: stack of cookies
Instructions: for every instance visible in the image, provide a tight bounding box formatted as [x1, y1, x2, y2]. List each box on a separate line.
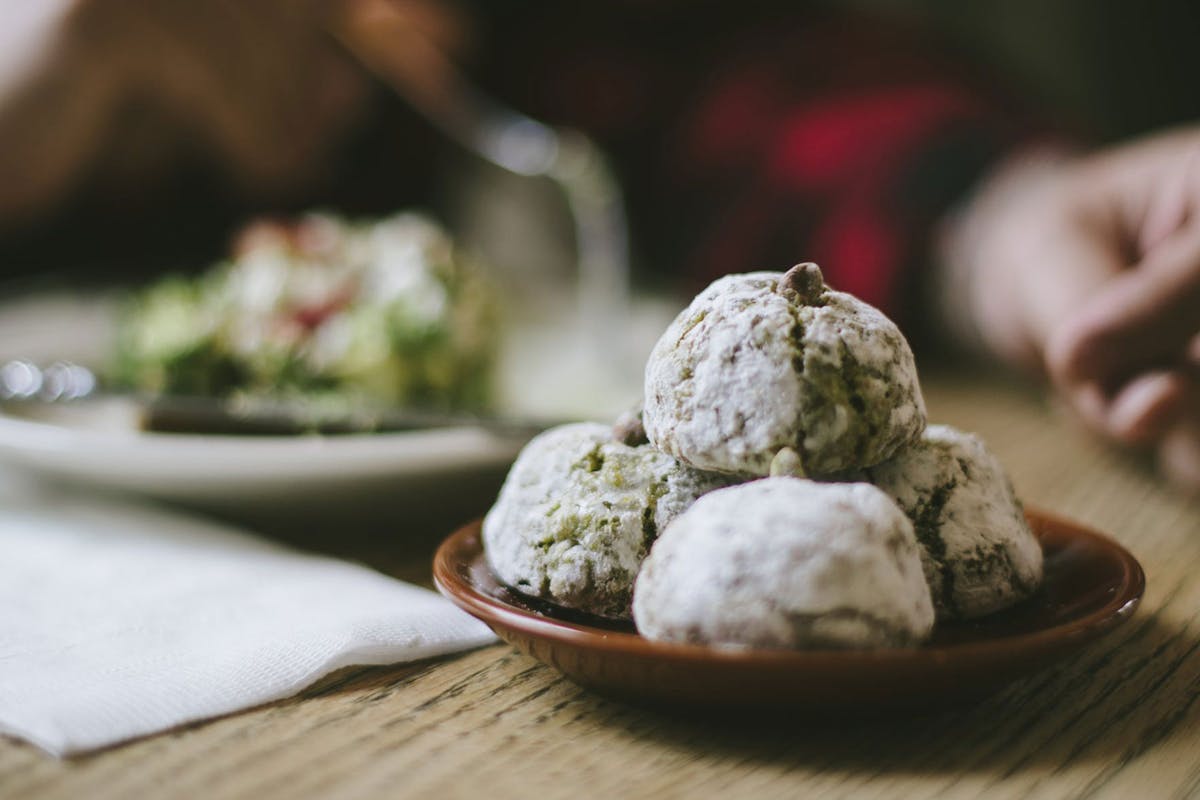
[483, 264, 1042, 650]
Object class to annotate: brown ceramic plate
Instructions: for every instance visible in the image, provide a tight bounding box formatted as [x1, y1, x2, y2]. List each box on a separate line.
[433, 509, 1144, 710]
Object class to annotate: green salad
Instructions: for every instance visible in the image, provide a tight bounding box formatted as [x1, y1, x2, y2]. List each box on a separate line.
[115, 212, 497, 411]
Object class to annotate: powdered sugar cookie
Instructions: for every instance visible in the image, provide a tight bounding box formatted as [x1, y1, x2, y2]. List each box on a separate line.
[866, 424, 1043, 619]
[643, 264, 925, 477]
[483, 422, 737, 619]
[632, 478, 935, 649]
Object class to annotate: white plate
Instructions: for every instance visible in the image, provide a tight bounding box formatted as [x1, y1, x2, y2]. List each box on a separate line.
[0, 410, 528, 509]
[0, 293, 528, 518]
[0, 291, 679, 521]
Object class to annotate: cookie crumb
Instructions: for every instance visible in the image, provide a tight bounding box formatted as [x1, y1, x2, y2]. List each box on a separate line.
[769, 447, 806, 478]
[613, 408, 648, 446]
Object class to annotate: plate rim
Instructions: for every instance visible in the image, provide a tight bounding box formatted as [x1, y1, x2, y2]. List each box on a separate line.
[433, 508, 1146, 667]
[0, 409, 531, 501]
[0, 288, 532, 487]
[0, 410, 517, 450]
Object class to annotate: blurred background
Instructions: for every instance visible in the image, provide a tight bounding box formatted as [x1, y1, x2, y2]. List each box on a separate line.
[2, 0, 1199, 290]
[841, 0, 1200, 142]
[1, 0, 1198, 421]
[0, 0, 1196, 518]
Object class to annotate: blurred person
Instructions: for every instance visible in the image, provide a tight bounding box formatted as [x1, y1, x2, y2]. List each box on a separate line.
[0, 0, 1195, 488]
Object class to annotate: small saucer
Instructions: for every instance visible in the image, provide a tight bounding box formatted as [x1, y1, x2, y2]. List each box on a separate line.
[433, 509, 1144, 710]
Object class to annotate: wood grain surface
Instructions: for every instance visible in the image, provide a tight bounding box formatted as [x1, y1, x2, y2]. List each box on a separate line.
[2, 370, 1197, 800]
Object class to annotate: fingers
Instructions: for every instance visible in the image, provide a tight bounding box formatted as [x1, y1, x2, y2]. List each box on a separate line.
[1025, 228, 1128, 363]
[1033, 128, 1200, 490]
[1100, 370, 1191, 445]
[1065, 368, 1199, 491]
[1047, 226, 1200, 391]
[985, 207, 1127, 375]
[1159, 421, 1200, 493]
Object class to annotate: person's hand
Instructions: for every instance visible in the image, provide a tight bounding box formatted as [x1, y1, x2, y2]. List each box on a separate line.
[940, 129, 1200, 490]
[0, 1, 374, 228]
[0, 0, 473, 231]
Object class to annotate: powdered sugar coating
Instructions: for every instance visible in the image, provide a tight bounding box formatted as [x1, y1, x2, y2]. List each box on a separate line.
[866, 424, 1043, 620]
[632, 478, 935, 649]
[483, 423, 738, 619]
[643, 271, 926, 476]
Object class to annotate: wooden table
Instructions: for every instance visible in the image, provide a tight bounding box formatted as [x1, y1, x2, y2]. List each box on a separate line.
[2, 370, 1198, 799]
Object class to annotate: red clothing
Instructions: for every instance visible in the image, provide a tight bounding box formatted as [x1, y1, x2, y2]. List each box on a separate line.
[0, 6, 1039, 339]
[483, 8, 1036, 332]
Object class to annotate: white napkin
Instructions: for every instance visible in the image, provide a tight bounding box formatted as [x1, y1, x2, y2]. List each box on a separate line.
[0, 479, 496, 757]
